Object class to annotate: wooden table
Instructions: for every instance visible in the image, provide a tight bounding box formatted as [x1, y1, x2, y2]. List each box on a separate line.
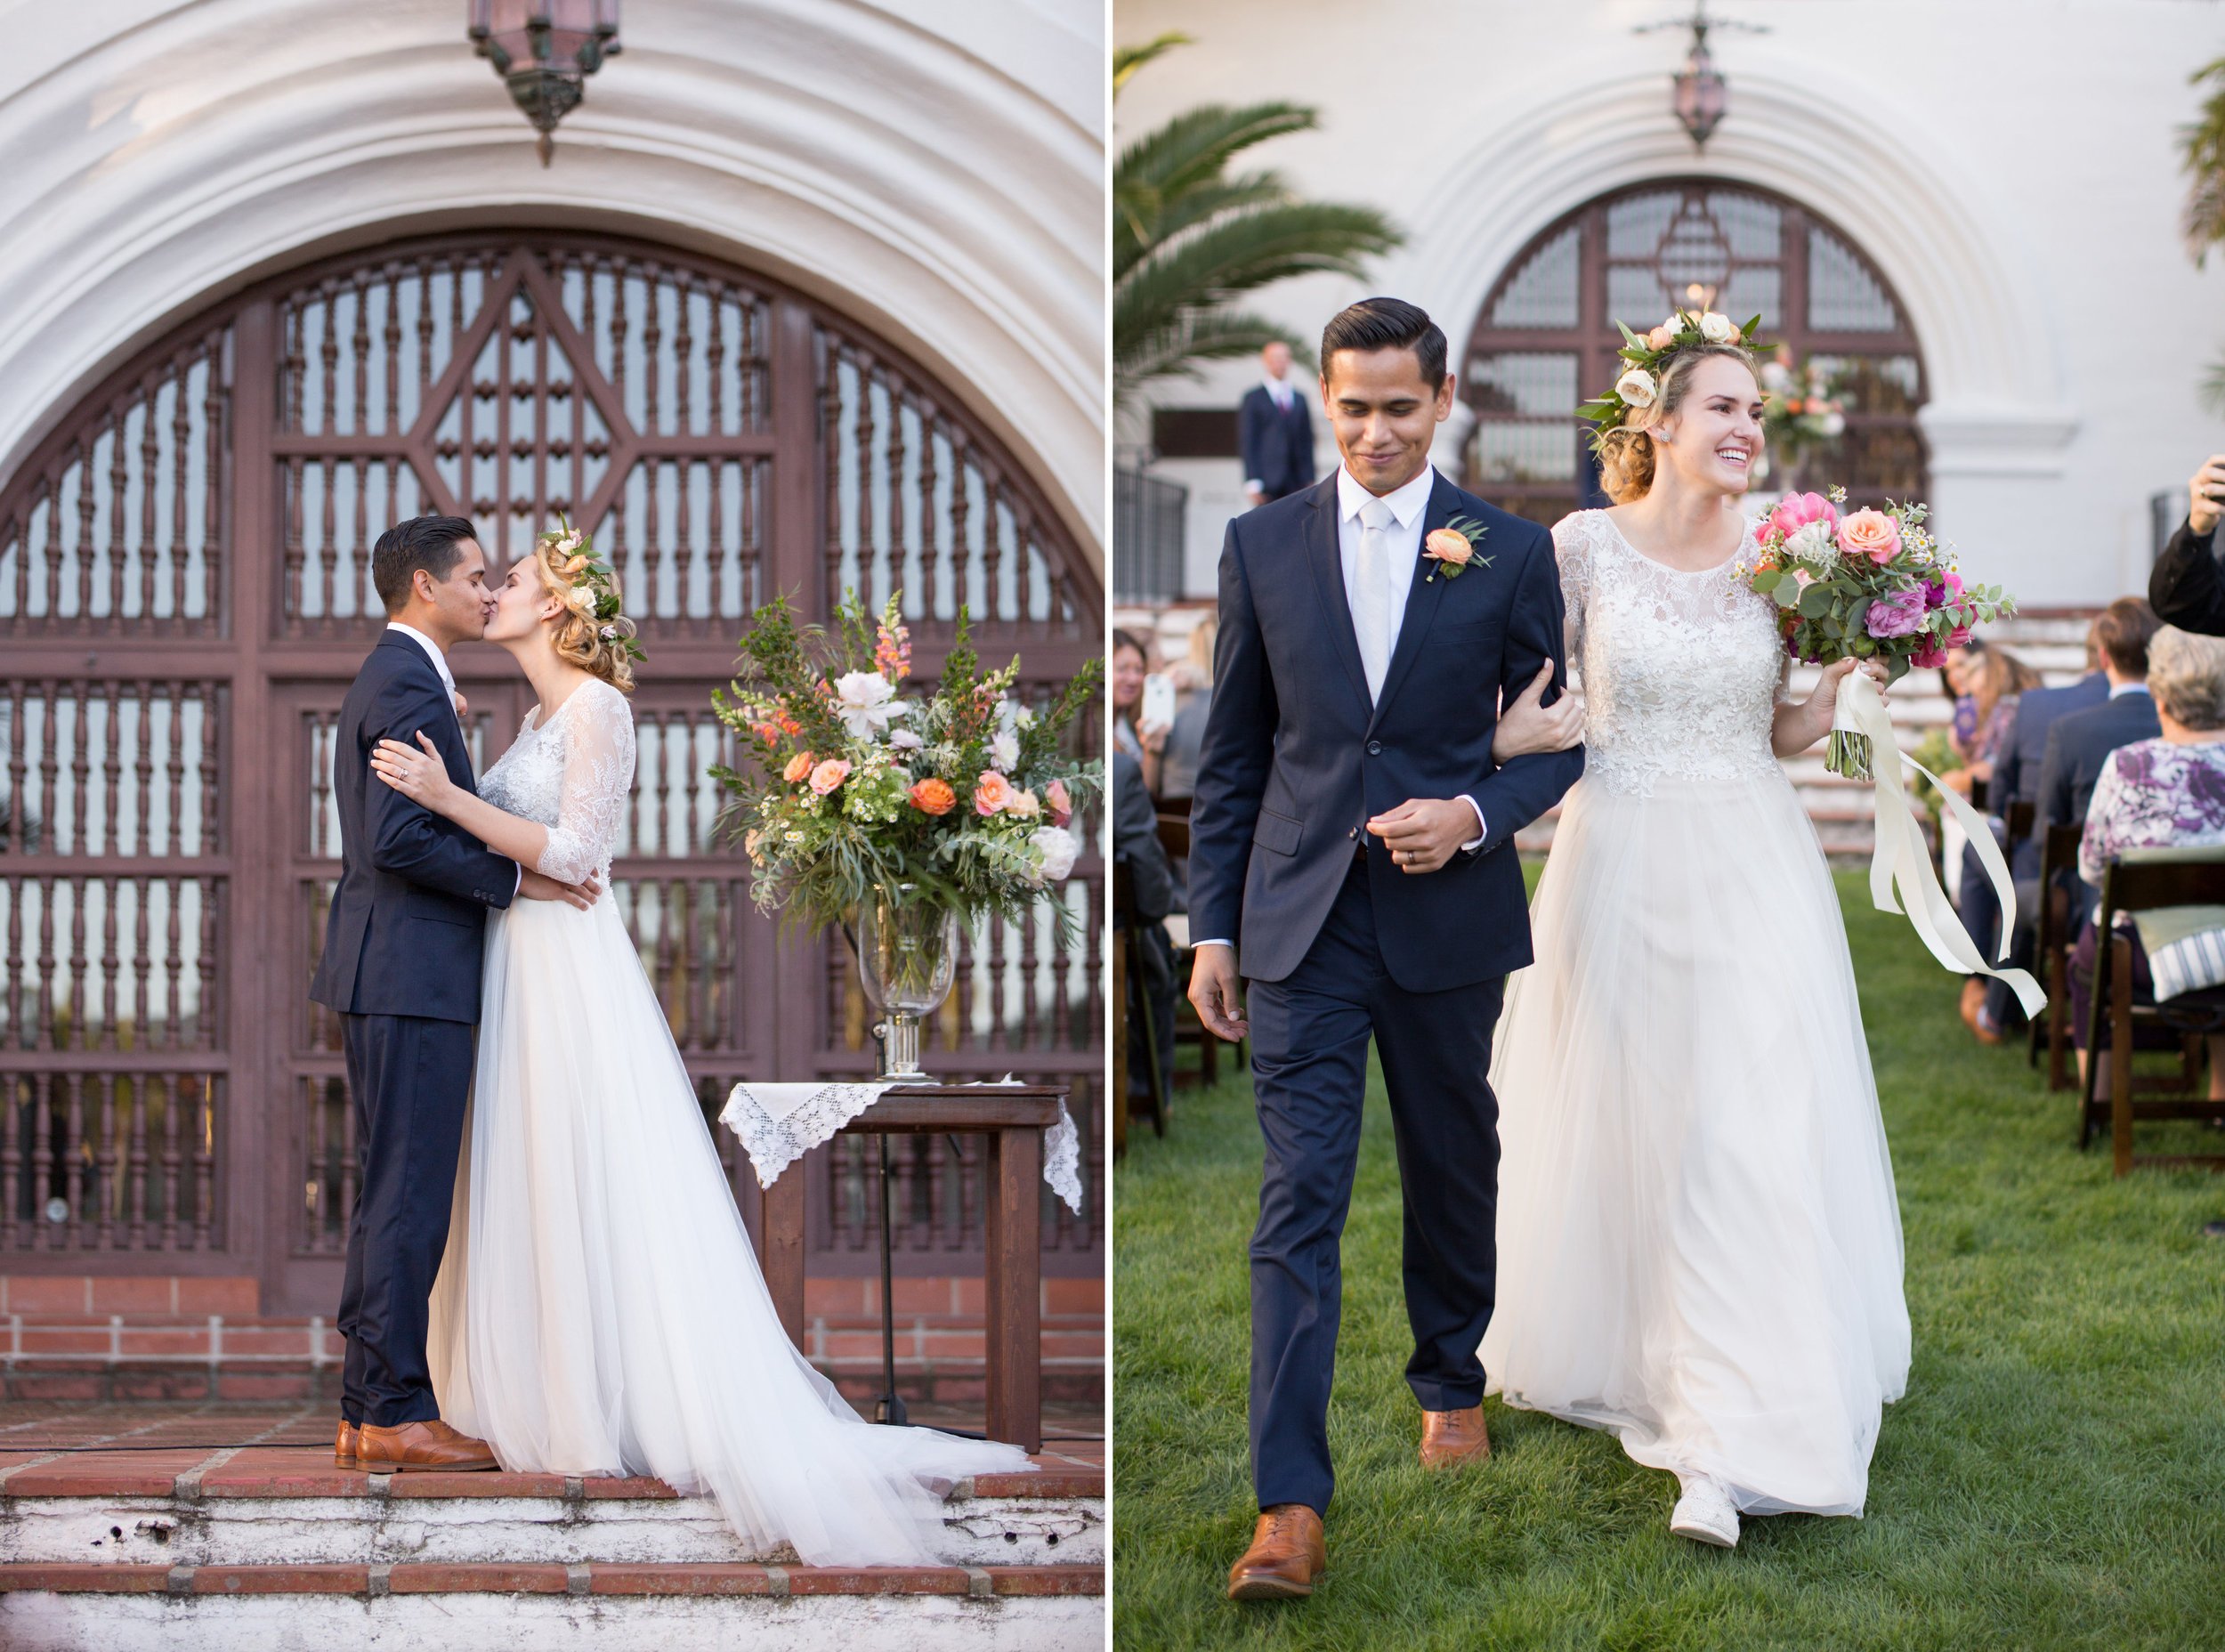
[754, 1084, 1068, 1454]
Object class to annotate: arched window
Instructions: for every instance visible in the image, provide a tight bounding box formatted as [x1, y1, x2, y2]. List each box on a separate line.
[1460, 179, 1928, 523]
[0, 231, 1102, 1291]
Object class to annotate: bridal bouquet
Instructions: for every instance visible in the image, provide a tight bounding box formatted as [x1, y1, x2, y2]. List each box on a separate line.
[1738, 487, 2016, 780]
[710, 591, 1103, 940]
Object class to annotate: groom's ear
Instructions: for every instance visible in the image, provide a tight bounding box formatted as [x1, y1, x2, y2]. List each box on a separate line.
[1434, 374, 1457, 422]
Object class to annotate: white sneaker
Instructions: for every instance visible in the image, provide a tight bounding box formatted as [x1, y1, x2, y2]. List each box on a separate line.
[1669, 1477, 1740, 1548]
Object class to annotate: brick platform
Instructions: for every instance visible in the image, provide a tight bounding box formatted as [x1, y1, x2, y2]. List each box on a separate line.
[0, 1400, 1104, 1650]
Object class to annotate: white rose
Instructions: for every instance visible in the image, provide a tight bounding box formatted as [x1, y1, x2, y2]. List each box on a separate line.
[1030, 825, 1079, 884]
[833, 670, 896, 738]
[1662, 315, 1682, 336]
[991, 730, 1020, 771]
[565, 584, 596, 617]
[1788, 519, 1837, 562]
[1614, 368, 1657, 410]
[1818, 409, 1846, 438]
[1698, 312, 1737, 344]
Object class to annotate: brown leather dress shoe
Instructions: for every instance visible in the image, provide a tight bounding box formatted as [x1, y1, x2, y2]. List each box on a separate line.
[334, 1420, 359, 1469]
[1419, 1405, 1492, 1470]
[1226, 1502, 1325, 1601]
[354, 1418, 498, 1473]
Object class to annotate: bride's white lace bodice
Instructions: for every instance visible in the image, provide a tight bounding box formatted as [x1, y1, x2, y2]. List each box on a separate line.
[479, 676, 636, 882]
[1555, 509, 1786, 798]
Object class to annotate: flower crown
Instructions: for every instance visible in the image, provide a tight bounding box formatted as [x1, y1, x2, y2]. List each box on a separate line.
[536, 516, 645, 662]
[1578, 308, 1764, 451]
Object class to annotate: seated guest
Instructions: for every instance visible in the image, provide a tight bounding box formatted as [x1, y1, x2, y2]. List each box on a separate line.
[1939, 644, 2043, 1041]
[2036, 596, 2164, 925]
[1156, 617, 1217, 807]
[1970, 620, 2109, 1040]
[2067, 627, 2225, 1096]
[1112, 628, 1165, 796]
[1113, 747, 1178, 1109]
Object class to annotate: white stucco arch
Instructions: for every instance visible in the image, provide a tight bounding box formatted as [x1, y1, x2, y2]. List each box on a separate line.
[0, 0, 1106, 557]
[1396, 61, 2078, 484]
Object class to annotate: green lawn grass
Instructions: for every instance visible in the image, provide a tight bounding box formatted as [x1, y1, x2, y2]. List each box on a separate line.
[1112, 871, 2225, 1650]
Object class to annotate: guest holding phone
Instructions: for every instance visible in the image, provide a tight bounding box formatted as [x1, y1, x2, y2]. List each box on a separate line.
[2149, 455, 2225, 634]
[1113, 628, 1168, 797]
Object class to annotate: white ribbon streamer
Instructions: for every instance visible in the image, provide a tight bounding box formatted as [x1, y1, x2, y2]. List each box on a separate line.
[1836, 670, 2048, 1018]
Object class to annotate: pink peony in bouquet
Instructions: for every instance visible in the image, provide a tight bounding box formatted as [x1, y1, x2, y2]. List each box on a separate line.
[1738, 487, 2015, 781]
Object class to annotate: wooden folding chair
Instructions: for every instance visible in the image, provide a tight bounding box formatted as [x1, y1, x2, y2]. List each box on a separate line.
[1112, 862, 1168, 1138]
[2035, 821, 2080, 1089]
[2081, 855, 2225, 1176]
[1152, 811, 1220, 1091]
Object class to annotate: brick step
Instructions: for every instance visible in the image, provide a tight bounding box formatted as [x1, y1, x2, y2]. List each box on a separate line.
[0, 1445, 1102, 1568]
[0, 1560, 1102, 1651]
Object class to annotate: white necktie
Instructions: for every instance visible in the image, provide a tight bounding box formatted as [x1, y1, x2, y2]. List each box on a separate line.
[1354, 498, 1397, 702]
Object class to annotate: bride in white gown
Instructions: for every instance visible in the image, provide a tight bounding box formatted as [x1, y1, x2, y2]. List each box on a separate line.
[367, 532, 1033, 1567]
[1479, 336, 1910, 1547]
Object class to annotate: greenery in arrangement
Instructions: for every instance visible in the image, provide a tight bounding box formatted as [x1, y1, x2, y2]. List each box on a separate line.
[2180, 56, 2225, 410]
[1113, 871, 2225, 1651]
[710, 591, 1102, 940]
[1112, 32, 1401, 409]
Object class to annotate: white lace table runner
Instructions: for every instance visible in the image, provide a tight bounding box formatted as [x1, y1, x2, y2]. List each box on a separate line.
[720, 1078, 1083, 1216]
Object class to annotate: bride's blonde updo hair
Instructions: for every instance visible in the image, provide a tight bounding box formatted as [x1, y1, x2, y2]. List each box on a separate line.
[1595, 342, 1760, 505]
[528, 527, 641, 693]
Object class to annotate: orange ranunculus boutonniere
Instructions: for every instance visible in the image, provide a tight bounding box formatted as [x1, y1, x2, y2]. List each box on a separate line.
[1423, 515, 1494, 582]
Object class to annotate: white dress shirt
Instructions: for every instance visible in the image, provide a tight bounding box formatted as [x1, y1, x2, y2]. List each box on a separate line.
[384, 621, 522, 895]
[1194, 466, 1483, 952]
[2109, 680, 2152, 699]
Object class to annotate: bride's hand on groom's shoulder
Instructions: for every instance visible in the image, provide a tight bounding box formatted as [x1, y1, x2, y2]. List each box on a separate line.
[371, 732, 458, 812]
[1493, 660, 1584, 762]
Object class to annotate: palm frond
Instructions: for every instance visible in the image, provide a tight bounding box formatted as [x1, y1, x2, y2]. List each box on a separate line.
[2201, 351, 2225, 416]
[1115, 311, 1308, 404]
[1113, 170, 1290, 281]
[1115, 102, 1319, 203]
[2189, 60, 2225, 257]
[1113, 31, 1191, 93]
[1115, 202, 1400, 349]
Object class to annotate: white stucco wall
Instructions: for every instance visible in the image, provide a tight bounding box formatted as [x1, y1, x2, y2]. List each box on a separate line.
[1117, 0, 2225, 605]
[0, 0, 1107, 561]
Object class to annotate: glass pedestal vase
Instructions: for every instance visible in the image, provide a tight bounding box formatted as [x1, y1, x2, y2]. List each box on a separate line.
[854, 886, 959, 1083]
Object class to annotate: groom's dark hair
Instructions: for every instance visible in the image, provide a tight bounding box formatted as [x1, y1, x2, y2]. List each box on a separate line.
[1320, 298, 1449, 390]
[373, 514, 480, 613]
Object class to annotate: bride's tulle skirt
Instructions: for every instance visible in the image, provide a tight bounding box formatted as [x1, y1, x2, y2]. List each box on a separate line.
[426, 895, 1032, 1565]
[1480, 768, 1910, 1517]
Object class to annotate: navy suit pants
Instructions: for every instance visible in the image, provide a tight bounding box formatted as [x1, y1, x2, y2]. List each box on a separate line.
[1244, 857, 1505, 1516]
[336, 1012, 473, 1428]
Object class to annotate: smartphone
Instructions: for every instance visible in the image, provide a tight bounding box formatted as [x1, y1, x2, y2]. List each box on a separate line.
[1141, 673, 1177, 733]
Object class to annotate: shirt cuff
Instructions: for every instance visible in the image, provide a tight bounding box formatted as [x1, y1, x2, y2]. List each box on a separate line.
[1194, 938, 1233, 948]
[513, 862, 524, 896]
[1457, 794, 1486, 852]
[1243, 479, 1264, 492]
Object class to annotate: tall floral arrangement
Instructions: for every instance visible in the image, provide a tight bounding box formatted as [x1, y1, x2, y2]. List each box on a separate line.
[711, 592, 1103, 939]
[1756, 346, 1849, 487]
[1738, 488, 2015, 779]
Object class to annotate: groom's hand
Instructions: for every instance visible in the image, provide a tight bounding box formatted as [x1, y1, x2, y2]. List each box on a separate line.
[1368, 799, 1475, 874]
[1188, 945, 1250, 1041]
[519, 869, 603, 911]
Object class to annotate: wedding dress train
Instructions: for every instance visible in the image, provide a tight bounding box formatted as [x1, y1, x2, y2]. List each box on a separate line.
[426, 677, 1032, 1565]
[1479, 510, 1910, 1518]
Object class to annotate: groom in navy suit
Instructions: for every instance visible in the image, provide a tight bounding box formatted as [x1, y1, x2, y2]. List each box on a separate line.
[309, 515, 595, 1473]
[1189, 298, 1583, 1600]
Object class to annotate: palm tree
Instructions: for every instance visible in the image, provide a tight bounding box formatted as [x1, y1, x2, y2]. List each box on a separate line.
[1113, 35, 1401, 410]
[2180, 57, 2225, 409]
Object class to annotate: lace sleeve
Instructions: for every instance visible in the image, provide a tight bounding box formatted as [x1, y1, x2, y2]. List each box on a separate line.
[538, 681, 635, 882]
[1549, 511, 1594, 660]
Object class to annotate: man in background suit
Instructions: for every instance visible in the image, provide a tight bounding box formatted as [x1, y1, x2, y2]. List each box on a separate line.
[1239, 341, 1315, 508]
[2035, 596, 2163, 925]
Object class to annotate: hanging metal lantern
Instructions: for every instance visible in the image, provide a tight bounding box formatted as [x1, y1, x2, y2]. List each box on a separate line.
[468, 2, 623, 167]
[1638, 3, 1763, 156]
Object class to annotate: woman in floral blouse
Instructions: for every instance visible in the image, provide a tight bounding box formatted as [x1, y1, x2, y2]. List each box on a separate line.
[2069, 626, 2225, 1086]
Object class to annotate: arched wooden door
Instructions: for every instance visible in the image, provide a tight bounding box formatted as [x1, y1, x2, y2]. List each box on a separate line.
[0, 231, 1104, 1314]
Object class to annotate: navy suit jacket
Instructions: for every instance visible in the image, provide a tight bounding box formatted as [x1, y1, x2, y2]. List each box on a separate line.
[1999, 670, 2108, 878]
[1189, 472, 1583, 992]
[1238, 385, 1315, 500]
[2036, 690, 2162, 844]
[307, 633, 519, 1024]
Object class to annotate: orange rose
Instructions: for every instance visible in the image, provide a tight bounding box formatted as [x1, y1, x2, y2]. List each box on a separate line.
[1425, 527, 1474, 568]
[974, 771, 1015, 816]
[1837, 508, 1903, 565]
[808, 758, 851, 796]
[782, 751, 814, 784]
[910, 777, 957, 816]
